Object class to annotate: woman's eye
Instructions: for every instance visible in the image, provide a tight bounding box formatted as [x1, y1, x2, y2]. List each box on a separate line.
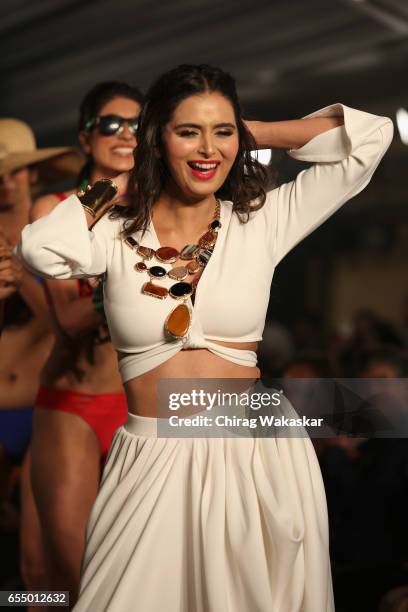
[216, 130, 234, 137]
[178, 130, 198, 137]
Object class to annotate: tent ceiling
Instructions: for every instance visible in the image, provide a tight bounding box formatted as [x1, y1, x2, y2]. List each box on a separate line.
[1, 0, 407, 144]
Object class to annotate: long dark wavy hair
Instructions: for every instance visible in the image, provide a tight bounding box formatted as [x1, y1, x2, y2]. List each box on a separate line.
[116, 64, 269, 238]
[77, 81, 145, 187]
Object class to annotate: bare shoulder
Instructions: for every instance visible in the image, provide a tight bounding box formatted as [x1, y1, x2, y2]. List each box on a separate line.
[31, 189, 76, 222]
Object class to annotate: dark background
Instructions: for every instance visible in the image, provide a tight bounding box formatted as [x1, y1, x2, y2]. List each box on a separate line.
[1, 0, 408, 138]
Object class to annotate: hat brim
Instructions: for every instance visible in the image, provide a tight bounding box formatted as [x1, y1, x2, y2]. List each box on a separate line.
[0, 147, 85, 185]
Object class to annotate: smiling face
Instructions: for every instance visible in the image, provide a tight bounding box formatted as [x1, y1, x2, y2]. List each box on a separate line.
[161, 91, 239, 201]
[80, 95, 141, 177]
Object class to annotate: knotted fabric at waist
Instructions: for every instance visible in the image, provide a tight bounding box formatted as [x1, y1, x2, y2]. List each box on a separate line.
[118, 336, 258, 384]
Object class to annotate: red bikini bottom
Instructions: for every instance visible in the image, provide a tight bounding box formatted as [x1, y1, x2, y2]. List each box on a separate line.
[35, 386, 128, 461]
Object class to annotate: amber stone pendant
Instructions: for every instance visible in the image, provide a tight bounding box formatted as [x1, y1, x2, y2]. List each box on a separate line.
[180, 244, 198, 260]
[155, 246, 179, 263]
[168, 266, 188, 281]
[137, 246, 154, 260]
[165, 303, 191, 339]
[142, 281, 168, 299]
[135, 261, 147, 272]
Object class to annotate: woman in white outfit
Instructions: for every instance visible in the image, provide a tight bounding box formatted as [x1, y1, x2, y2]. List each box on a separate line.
[16, 64, 393, 612]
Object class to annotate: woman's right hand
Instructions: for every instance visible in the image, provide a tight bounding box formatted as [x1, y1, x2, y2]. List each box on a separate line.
[82, 172, 131, 228]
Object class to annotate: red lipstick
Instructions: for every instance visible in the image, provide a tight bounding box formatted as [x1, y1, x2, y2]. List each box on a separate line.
[187, 160, 220, 181]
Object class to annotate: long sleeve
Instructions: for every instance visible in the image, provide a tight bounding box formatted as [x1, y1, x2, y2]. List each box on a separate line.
[14, 194, 112, 279]
[263, 103, 394, 265]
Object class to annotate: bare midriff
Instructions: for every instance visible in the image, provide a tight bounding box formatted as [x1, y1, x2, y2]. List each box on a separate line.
[0, 321, 54, 409]
[123, 339, 260, 417]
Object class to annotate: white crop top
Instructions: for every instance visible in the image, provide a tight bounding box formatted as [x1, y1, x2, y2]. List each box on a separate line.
[15, 104, 393, 384]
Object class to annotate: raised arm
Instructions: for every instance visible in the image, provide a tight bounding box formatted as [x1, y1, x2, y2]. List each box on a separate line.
[251, 103, 393, 265]
[14, 186, 116, 281]
[246, 115, 344, 150]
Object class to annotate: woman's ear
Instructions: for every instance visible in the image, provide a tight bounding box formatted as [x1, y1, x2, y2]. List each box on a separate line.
[79, 131, 91, 155]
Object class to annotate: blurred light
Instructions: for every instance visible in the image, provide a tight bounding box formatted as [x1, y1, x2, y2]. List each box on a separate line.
[250, 149, 272, 165]
[396, 108, 408, 145]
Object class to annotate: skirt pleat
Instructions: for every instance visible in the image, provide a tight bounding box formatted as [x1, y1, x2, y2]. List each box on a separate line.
[73, 416, 335, 612]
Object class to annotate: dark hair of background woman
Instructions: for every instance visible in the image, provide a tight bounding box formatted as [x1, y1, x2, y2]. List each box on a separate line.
[77, 81, 145, 186]
[116, 64, 269, 238]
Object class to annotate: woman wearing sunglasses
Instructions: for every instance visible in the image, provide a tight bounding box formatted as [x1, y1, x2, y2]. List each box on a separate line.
[24, 81, 143, 607]
[18, 65, 393, 611]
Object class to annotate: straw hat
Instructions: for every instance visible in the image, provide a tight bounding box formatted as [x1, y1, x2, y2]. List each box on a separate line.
[0, 118, 84, 185]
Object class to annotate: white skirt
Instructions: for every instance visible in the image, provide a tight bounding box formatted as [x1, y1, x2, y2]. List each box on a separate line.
[73, 411, 335, 612]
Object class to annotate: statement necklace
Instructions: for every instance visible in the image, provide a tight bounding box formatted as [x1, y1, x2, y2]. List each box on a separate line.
[124, 201, 221, 340]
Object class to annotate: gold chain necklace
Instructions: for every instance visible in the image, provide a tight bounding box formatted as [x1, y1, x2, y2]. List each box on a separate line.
[124, 200, 221, 339]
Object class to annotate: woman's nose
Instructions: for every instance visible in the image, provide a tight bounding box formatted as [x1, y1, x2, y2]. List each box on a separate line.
[198, 135, 216, 157]
[119, 123, 135, 141]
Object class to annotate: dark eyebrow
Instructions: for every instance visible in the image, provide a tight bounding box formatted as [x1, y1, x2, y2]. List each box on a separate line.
[174, 122, 236, 129]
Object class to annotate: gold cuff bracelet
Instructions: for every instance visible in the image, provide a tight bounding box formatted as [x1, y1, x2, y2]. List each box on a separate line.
[78, 179, 118, 217]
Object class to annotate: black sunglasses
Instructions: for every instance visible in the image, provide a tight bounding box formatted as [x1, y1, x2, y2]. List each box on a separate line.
[84, 114, 139, 136]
